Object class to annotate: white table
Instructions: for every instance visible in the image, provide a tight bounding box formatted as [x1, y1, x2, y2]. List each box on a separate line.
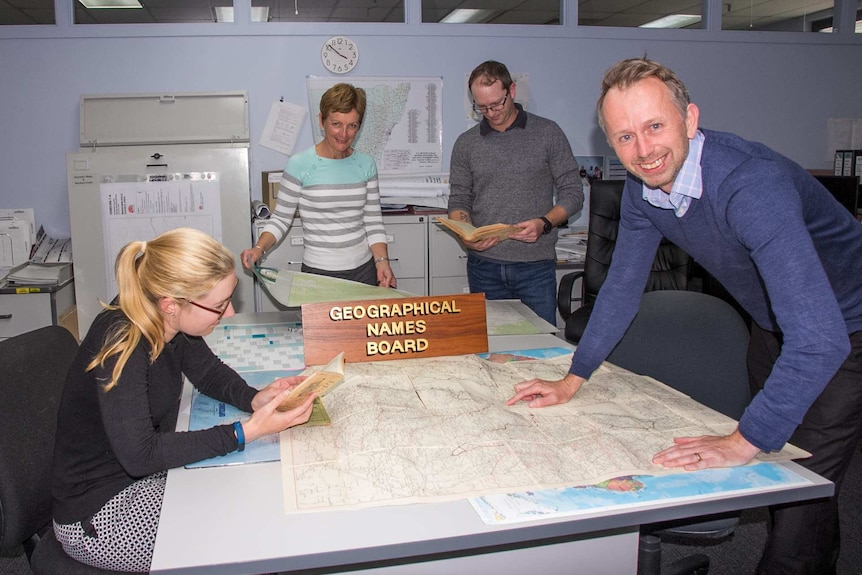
[150, 316, 832, 575]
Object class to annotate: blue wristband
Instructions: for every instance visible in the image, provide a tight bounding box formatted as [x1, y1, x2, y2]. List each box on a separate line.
[232, 421, 245, 452]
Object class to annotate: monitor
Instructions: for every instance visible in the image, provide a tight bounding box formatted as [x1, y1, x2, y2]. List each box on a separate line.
[814, 175, 859, 217]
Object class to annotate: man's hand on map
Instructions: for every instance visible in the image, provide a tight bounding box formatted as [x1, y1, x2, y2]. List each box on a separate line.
[244, 385, 316, 443]
[651, 429, 762, 471]
[505, 374, 585, 407]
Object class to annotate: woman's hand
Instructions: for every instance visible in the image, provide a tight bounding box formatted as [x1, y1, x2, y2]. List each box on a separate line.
[243, 386, 316, 443]
[506, 374, 584, 407]
[251, 375, 305, 411]
[241, 246, 264, 270]
[377, 261, 398, 288]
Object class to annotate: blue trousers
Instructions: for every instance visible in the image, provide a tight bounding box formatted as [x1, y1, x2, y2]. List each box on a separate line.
[466, 253, 557, 326]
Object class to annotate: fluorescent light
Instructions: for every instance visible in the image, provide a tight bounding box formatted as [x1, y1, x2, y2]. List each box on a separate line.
[441, 9, 495, 24]
[213, 7, 270, 22]
[819, 20, 862, 33]
[78, 0, 142, 8]
[640, 14, 701, 29]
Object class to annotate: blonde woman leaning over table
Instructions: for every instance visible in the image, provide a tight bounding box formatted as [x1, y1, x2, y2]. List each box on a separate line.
[51, 227, 315, 572]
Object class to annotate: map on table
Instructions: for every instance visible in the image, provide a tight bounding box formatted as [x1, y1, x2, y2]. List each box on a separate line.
[204, 321, 304, 372]
[280, 351, 806, 513]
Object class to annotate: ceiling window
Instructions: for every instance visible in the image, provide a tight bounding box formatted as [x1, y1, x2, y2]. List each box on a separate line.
[0, 0, 55, 25]
[422, 0, 561, 25]
[253, 0, 404, 23]
[73, 0, 232, 24]
[722, 0, 835, 32]
[578, 1, 702, 29]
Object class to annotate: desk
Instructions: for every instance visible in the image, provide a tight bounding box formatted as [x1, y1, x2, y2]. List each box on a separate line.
[150, 313, 832, 575]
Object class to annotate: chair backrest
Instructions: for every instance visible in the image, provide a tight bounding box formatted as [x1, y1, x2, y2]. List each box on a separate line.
[0, 326, 79, 551]
[607, 290, 751, 419]
[583, 180, 692, 308]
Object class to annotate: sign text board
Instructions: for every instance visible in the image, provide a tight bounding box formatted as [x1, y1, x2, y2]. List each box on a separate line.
[302, 293, 488, 365]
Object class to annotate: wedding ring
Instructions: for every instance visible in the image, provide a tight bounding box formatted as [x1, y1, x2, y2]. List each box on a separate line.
[694, 452, 702, 462]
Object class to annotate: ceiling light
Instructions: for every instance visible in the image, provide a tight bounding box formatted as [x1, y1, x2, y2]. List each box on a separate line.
[213, 7, 270, 22]
[640, 14, 701, 29]
[78, 0, 142, 8]
[441, 9, 495, 24]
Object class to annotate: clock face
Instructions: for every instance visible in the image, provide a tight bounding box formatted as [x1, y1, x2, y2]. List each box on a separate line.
[321, 36, 359, 75]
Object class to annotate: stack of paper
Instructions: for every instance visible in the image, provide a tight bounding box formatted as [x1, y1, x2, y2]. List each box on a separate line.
[6, 262, 73, 286]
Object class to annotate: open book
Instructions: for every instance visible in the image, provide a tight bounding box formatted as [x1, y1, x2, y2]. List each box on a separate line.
[277, 352, 345, 412]
[434, 217, 518, 242]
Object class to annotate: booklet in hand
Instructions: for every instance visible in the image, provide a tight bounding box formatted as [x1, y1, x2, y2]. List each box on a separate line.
[434, 216, 518, 242]
[277, 352, 345, 412]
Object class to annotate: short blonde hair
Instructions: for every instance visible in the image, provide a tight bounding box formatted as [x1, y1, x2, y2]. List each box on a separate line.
[320, 83, 367, 122]
[597, 58, 691, 135]
[90, 228, 235, 391]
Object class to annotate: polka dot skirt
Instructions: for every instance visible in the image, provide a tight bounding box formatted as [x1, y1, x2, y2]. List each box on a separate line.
[54, 471, 167, 573]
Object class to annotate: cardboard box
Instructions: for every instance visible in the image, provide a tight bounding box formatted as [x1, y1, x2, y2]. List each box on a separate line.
[262, 170, 282, 212]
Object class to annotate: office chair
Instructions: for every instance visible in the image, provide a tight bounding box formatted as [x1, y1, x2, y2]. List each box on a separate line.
[605, 290, 752, 575]
[557, 179, 692, 343]
[0, 326, 126, 575]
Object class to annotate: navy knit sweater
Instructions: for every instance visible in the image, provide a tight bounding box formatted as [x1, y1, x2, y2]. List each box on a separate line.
[569, 129, 862, 451]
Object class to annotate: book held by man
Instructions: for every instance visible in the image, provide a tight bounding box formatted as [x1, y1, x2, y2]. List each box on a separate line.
[434, 217, 518, 242]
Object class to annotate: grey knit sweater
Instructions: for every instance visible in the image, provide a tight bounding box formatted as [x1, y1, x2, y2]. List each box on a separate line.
[448, 107, 583, 262]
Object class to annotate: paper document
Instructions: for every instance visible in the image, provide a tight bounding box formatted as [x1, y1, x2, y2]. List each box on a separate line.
[0, 209, 36, 267]
[277, 352, 345, 412]
[30, 226, 73, 264]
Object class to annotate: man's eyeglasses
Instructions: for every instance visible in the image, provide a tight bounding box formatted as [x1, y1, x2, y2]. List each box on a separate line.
[472, 93, 509, 115]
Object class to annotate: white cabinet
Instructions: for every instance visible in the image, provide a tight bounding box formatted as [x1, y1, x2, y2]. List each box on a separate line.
[0, 279, 77, 341]
[429, 223, 470, 296]
[252, 215, 429, 312]
[384, 215, 428, 296]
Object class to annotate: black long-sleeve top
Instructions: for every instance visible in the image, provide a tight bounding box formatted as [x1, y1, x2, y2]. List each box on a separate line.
[51, 309, 257, 524]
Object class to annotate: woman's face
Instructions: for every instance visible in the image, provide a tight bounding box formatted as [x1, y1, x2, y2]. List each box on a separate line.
[175, 273, 238, 337]
[319, 109, 361, 156]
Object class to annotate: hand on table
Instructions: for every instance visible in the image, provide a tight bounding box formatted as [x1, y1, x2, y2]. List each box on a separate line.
[651, 429, 761, 471]
[505, 374, 585, 407]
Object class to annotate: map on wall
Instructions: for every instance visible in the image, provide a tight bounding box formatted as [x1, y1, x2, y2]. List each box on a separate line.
[306, 76, 443, 174]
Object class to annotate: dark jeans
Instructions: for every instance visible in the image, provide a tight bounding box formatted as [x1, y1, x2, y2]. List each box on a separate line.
[749, 325, 862, 575]
[302, 258, 378, 286]
[466, 253, 557, 326]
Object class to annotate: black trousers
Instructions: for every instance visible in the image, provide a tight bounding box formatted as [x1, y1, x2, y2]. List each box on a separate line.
[749, 326, 862, 575]
[301, 257, 378, 286]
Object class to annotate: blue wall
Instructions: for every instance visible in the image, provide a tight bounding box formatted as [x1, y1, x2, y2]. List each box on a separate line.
[2, 1, 861, 237]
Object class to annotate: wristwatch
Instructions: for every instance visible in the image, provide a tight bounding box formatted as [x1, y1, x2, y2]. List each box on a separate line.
[539, 216, 553, 235]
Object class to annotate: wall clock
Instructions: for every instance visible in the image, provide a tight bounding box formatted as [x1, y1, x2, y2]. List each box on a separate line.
[321, 36, 359, 75]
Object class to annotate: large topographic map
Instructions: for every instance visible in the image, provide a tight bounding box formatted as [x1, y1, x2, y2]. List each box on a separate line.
[307, 76, 443, 174]
[280, 353, 804, 513]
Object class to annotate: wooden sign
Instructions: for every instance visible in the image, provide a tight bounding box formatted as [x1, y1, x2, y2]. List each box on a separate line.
[301, 293, 488, 365]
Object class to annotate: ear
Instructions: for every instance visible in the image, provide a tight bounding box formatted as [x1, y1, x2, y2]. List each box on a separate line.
[685, 103, 700, 139]
[318, 112, 324, 129]
[158, 297, 178, 317]
[509, 82, 517, 101]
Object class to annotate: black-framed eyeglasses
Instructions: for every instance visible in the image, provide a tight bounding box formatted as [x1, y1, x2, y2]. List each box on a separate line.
[186, 299, 232, 319]
[472, 92, 509, 115]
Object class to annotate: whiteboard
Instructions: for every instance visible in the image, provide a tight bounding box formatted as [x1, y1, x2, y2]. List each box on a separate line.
[67, 146, 254, 336]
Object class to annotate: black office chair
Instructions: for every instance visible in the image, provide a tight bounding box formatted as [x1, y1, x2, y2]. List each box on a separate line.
[605, 290, 752, 575]
[0, 326, 126, 575]
[557, 179, 692, 343]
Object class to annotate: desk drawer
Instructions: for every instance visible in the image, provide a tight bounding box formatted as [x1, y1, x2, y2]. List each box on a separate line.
[0, 291, 54, 338]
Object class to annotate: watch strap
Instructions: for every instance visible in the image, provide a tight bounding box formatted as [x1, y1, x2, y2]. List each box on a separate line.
[540, 216, 553, 235]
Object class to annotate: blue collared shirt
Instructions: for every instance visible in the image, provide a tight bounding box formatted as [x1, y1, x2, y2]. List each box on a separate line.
[642, 130, 705, 217]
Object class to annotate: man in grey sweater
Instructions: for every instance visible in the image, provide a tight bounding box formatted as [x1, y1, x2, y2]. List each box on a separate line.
[448, 60, 583, 325]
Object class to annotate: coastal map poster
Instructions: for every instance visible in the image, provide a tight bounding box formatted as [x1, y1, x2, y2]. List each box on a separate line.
[307, 76, 443, 174]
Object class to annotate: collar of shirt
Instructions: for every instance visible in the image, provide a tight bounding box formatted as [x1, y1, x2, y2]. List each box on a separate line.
[642, 129, 705, 217]
[479, 102, 527, 136]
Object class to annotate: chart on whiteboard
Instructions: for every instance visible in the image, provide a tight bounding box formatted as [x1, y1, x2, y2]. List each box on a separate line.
[99, 174, 222, 298]
[307, 76, 443, 174]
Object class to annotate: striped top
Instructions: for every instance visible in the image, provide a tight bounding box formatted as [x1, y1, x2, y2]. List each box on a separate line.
[262, 146, 386, 271]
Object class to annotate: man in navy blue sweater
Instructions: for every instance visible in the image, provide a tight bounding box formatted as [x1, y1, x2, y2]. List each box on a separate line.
[508, 58, 862, 574]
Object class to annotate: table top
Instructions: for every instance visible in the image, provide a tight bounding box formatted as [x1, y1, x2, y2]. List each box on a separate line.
[150, 314, 832, 575]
